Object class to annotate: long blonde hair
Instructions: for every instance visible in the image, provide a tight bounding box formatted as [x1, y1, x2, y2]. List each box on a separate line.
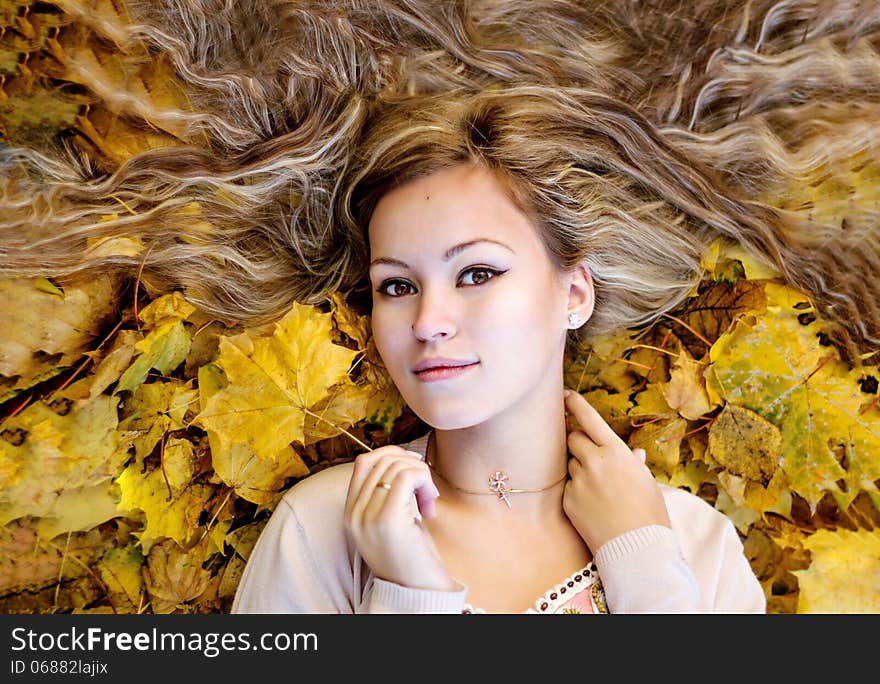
[1, 0, 877, 364]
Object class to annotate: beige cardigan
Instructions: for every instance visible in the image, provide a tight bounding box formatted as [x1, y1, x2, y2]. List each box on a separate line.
[232, 432, 766, 614]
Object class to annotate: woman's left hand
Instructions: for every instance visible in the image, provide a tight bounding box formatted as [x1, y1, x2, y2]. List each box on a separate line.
[562, 389, 671, 553]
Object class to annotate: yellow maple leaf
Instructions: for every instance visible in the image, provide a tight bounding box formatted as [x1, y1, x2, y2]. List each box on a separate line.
[564, 328, 641, 395]
[116, 380, 198, 465]
[628, 418, 688, 476]
[192, 301, 362, 462]
[329, 291, 371, 349]
[576, 388, 633, 437]
[630, 383, 677, 418]
[197, 352, 310, 504]
[0, 381, 124, 530]
[211, 441, 308, 505]
[138, 291, 197, 329]
[706, 282, 871, 512]
[33, 483, 122, 541]
[794, 529, 880, 613]
[115, 462, 213, 553]
[660, 344, 718, 420]
[303, 381, 372, 445]
[0, 274, 122, 400]
[98, 544, 145, 613]
[224, 520, 268, 562]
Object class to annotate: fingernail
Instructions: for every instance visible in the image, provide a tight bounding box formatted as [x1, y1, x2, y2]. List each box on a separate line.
[563, 389, 572, 398]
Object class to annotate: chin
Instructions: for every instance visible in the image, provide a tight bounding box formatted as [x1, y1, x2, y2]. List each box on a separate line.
[404, 397, 480, 431]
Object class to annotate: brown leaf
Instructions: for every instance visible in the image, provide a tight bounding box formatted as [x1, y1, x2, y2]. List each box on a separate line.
[675, 278, 768, 359]
[708, 403, 782, 486]
[142, 538, 212, 614]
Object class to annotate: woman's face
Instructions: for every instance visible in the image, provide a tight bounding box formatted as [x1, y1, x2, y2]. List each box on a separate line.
[367, 163, 586, 429]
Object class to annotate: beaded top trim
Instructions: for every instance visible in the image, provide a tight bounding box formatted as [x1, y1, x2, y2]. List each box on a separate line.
[462, 562, 608, 615]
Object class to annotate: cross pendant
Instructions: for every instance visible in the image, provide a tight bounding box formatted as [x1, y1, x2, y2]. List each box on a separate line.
[489, 471, 513, 509]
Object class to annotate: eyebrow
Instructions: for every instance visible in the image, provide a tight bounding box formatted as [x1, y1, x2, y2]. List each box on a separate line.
[369, 238, 515, 270]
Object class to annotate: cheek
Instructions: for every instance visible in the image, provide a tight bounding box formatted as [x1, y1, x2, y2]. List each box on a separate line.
[486, 281, 560, 334]
[370, 307, 406, 364]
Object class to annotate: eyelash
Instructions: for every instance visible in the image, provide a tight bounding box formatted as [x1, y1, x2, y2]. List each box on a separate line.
[376, 267, 507, 298]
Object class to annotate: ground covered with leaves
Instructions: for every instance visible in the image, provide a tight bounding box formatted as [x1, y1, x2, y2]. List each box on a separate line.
[1, 0, 879, 614]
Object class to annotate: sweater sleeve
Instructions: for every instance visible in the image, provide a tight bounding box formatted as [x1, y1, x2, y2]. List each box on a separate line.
[231, 496, 347, 613]
[593, 524, 700, 613]
[593, 487, 767, 614]
[706, 515, 766, 613]
[368, 578, 469, 614]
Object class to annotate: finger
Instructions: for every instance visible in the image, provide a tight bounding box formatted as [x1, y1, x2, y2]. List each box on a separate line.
[372, 459, 439, 520]
[345, 450, 382, 521]
[563, 390, 621, 448]
[566, 428, 602, 464]
[633, 448, 647, 464]
[357, 457, 413, 524]
[381, 465, 439, 520]
[345, 446, 419, 520]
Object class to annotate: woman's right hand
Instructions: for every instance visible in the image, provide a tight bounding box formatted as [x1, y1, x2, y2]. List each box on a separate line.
[344, 446, 456, 591]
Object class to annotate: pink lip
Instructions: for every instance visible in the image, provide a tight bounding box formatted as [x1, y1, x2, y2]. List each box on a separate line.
[413, 357, 479, 373]
[415, 362, 479, 383]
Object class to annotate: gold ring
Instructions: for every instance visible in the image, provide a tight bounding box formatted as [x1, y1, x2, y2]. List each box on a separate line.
[377, 482, 392, 490]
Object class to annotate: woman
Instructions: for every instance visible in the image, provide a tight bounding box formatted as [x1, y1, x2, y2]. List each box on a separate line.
[230, 88, 769, 613]
[2, 1, 876, 613]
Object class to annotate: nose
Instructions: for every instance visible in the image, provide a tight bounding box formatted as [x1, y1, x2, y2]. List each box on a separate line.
[411, 288, 457, 341]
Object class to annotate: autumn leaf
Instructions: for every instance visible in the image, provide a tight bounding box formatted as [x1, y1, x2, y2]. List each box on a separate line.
[716, 468, 793, 522]
[116, 293, 196, 392]
[630, 383, 677, 419]
[0, 379, 125, 531]
[358, 338, 408, 436]
[0, 520, 114, 602]
[116, 380, 198, 465]
[192, 301, 362, 461]
[196, 359, 310, 504]
[675, 279, 768, 358]
[329, 291, 371, 349]
[84, 329, 139, 400]
[706, 282, 875, 512]
[142, 538, 212, 614]
[659, 344, 719, 420]
[628, 417, 688, 475]
[577, 388, 633, 437]
[98, 543, 145, 613]
[793, 529, 880, 613]
[707, 403, 781, 486]
[700, 237, 782, 282]
[211, 441, 308, 505]
[224, 520, 268, 562]
[564, 328, 642, 395]
[0, 274, 122, 401]
[115, 461, 214, 553]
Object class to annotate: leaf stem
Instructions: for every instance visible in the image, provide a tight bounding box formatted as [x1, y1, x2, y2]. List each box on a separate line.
[301, 406, 372, 451]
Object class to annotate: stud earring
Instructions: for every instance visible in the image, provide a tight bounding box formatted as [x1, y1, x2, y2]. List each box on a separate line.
[568, 312, 581, 328]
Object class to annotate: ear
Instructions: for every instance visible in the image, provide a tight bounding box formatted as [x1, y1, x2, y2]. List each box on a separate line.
[565, 261, 595, 327]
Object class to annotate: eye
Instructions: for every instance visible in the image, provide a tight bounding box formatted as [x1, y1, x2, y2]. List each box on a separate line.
[459, 267, 502, 286]
[376, 280, 415, 297]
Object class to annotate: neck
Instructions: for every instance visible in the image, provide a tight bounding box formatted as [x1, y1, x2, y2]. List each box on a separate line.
[424, 394, 570, 519]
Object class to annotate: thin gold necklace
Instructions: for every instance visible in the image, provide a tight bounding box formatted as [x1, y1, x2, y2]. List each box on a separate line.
[424, 431, 568, 509]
